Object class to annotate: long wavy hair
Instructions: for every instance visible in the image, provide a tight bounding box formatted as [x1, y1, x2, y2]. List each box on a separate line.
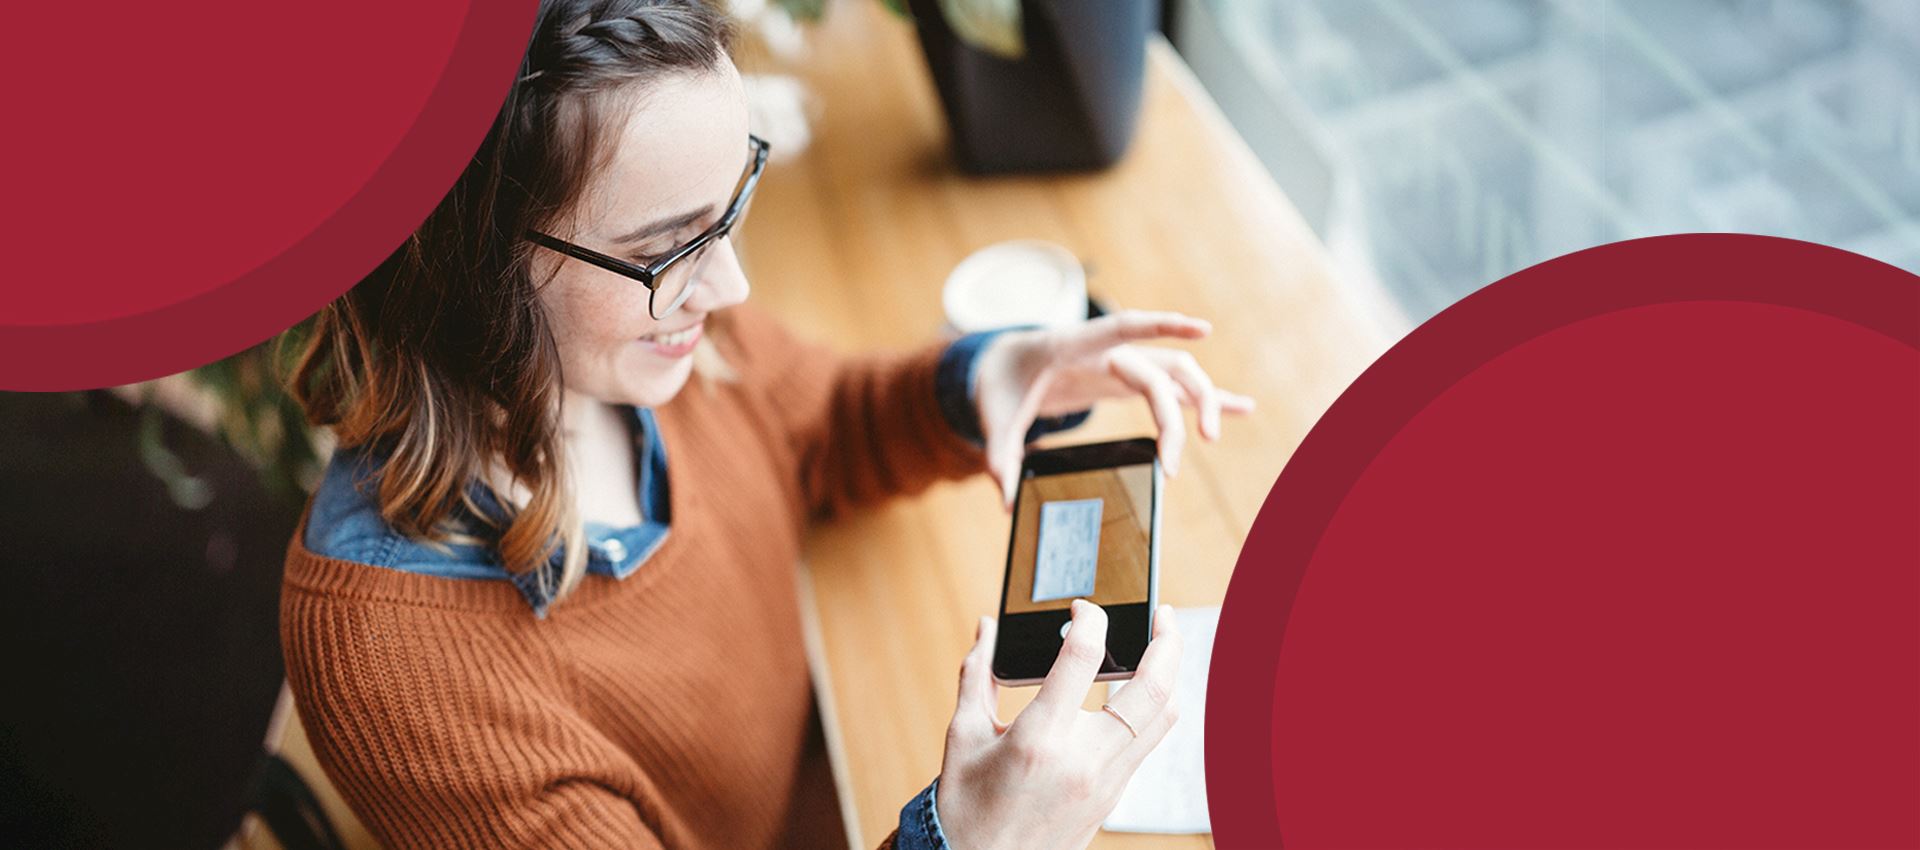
[289, 0, 736, 604]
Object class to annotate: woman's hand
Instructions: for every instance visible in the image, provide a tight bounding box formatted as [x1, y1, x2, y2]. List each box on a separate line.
[970, 310, 1256, 508]
[935, 601, 1182, 850]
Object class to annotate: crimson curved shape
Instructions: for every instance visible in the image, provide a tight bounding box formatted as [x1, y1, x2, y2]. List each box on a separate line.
[1, 2, 538, 391]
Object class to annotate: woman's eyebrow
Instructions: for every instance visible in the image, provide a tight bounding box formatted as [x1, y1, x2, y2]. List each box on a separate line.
[610, 205, 712, 246]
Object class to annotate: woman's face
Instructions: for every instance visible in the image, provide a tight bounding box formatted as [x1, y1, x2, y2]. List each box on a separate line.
[536, 57, 753, 409]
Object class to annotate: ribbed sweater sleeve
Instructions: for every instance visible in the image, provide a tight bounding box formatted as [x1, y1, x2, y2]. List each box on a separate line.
[281, 587, 666, 850]
[721, 303, 990, 520]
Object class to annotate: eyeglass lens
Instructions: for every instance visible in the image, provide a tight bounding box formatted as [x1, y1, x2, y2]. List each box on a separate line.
[652, 189, 759, 319]
[647, 143, 761, 319]
[651, 236, 719, 319]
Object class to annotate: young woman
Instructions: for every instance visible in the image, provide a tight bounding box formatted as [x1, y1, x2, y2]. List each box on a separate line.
[281, 1, 1253, 848]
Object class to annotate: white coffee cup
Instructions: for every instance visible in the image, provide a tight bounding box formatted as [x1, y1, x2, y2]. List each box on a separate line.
[942, 240, 1088, 334]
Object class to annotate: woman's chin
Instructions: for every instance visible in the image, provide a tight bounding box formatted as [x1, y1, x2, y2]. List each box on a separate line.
[614, 357, 696, 408]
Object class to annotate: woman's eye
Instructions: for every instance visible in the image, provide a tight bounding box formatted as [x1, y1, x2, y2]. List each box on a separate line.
[629, 223, 707, 265]
[632, 237, 691, 266]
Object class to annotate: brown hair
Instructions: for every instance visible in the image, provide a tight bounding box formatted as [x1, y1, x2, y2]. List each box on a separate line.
[290, 0, 736, 604]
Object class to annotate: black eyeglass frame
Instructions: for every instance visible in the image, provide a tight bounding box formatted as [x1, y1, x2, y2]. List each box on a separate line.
[526, 134, 770, 319]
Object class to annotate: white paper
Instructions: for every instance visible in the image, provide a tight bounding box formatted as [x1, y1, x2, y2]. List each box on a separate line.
[1103, 606, 1218, 834]
[1033, 498, 1103, 602]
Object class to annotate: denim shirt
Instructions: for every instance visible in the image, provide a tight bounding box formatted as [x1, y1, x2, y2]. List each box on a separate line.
[304, 327, 1085, 849]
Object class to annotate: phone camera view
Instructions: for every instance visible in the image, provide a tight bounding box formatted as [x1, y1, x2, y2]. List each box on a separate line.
[995, 451, 1158, 685]
[1009, 464, 1155, 614]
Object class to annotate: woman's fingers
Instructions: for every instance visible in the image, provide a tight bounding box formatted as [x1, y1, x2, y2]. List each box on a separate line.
[985, 432, 1022, 513]
[977, 315, 1249, 507]
[1059, 311, 1210, 360]
[1146, 349, 1223, 441]
[983, 370, 1054, 510]
[1019, 600, 1110, 734]
[1102, 605, 1182, 753]
[1116, 681, 1184, 772]
[1107, 348, 1187, 476]
[1136, 347, 1256, 429]
[950, 616, 1003, 743]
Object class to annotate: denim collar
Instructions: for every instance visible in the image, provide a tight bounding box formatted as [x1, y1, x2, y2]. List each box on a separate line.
[303, 405, 672, 618]
[494, 405, 672, 616]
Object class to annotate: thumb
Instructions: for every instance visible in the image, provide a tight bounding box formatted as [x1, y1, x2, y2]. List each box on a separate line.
[982, 372, 1053, 511]
[952, 616, 1001, 739]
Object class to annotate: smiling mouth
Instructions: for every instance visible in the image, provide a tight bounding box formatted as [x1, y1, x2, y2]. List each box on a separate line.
[640, 323, 702, 347]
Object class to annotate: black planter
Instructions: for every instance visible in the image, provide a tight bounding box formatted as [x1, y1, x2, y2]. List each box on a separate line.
[0, 392, 297, 849]
[904, 0, 1152, 174]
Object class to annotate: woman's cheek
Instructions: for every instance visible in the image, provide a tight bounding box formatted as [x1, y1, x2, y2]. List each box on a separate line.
[559, 280, 651, 346]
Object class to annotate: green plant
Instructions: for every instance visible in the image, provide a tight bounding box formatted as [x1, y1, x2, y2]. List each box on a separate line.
[145, 319, 323, 505]
[771, 0, 910, 22]
[768, 0, 1022, 57]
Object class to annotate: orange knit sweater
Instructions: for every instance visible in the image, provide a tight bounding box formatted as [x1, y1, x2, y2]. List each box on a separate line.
[280, 303, 987, 849]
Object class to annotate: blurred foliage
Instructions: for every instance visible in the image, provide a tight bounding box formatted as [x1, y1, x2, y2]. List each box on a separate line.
[147, 319, 321, 505]
[771, 0, 911, 22]
[772, 0, 827, 20]
[770, 0, 1034, 58]
[137, 408, 215, 510]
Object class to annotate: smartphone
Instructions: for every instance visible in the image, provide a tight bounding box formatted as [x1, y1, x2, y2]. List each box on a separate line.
[992, 437, 1162, 686]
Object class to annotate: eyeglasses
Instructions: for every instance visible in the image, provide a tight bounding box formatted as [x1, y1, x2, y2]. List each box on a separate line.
[527, 134, 769, 320]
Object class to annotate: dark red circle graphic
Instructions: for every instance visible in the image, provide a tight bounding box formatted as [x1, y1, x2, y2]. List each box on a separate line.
[1210, 234, 1919, 848]
[0, 1, 538, 391]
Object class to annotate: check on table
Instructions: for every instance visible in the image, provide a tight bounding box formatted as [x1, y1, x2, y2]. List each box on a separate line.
[1035, 499, 1105, 603]
[736, 2, 1395, 846]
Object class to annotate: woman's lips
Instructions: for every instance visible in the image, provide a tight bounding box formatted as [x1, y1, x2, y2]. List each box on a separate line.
[639, 322, 702, 358]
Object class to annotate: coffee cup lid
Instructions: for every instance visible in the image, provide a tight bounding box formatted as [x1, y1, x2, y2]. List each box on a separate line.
[943, 240, 1087, 333]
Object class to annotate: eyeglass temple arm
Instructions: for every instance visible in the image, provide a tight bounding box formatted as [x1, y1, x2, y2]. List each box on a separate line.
[525, 230, 658, 286]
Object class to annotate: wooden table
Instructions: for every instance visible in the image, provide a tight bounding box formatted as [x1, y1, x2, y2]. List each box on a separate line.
[735, 4, 1395, 847]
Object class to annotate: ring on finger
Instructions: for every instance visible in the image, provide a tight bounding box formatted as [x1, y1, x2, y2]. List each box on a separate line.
[1101, 703, 1139, 738]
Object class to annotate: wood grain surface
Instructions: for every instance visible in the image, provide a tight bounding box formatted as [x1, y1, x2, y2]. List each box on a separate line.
[734, 3, 1396, 846]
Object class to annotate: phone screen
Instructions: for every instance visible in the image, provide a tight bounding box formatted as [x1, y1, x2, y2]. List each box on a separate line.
[994, 439, 1159, 684]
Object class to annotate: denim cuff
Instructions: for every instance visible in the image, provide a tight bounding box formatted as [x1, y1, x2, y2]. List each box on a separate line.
[892, 777, 951, 850]
[936, 327, 1094, 448]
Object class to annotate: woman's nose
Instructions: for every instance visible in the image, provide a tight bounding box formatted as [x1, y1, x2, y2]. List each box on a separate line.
[687, 234, 750, 311]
